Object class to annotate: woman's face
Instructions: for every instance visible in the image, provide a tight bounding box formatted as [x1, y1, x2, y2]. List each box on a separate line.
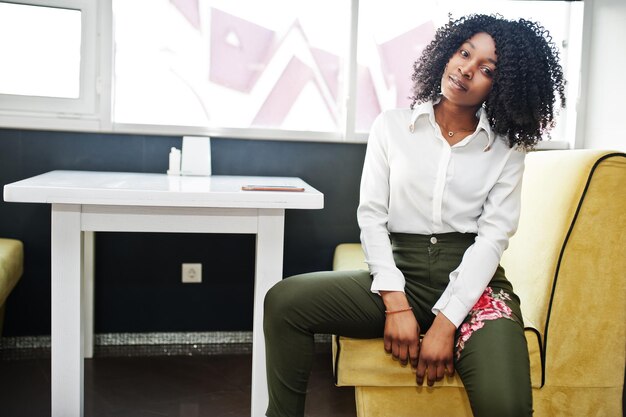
[440, 32, 497, 107]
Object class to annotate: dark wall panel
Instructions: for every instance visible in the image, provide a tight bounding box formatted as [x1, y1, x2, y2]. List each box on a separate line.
[0, 129, 366, 336]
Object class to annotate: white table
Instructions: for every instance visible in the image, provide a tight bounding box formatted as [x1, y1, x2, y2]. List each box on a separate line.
[3, 170, 324, 417]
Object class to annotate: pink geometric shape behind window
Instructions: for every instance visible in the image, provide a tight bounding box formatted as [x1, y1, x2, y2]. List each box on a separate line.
[377, 21, 435, 107]
[170, 0, 201, 30]
[252, 56, 316, 127]
[209, 8, 276, 93]
[200, 8, 434, 130]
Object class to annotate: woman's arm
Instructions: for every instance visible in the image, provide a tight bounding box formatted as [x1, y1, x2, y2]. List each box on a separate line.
[380, 290, 421, 367]
[416, 312, 456, 385]
[358, 112, 421, 366]
[417, 146, 526, 385]
[432, 146, 526, 328]
[357, 112, 406, 292]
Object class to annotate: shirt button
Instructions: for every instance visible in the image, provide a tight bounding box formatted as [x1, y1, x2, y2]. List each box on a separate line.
[430, 236, 437, 244]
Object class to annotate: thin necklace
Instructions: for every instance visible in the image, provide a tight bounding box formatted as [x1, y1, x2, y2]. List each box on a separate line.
[432, 105, 479, 138]
[437, 118, 478, 137]
[445, 126, 476, 137]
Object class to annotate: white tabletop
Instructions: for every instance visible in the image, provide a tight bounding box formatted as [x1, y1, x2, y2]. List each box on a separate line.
[3, 170, 324, 209]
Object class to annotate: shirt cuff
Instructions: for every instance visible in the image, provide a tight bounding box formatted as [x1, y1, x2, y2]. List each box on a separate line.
[370, 274, 406, 294]
[432, 294, 468, 328]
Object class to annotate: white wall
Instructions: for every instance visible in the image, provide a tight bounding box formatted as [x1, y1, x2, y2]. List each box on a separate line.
[578, 0, 626, 151]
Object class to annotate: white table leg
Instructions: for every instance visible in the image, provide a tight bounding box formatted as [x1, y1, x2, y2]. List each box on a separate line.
[251, 208, 285, 417]
[51, 204, 84, 417]
[83, 231, 95, 359]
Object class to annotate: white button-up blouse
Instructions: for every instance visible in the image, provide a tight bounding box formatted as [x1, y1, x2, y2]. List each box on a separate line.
[357, 101, 526, 328]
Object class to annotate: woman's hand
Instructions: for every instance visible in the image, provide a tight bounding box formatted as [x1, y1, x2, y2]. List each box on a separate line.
[380, 291, 420, 368]
[416, 312, 456, 386]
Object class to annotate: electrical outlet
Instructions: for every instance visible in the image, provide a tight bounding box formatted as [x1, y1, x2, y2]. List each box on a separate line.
[182, 263, 202, 283]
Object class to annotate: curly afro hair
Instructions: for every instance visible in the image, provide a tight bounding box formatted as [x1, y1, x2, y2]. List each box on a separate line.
[410, 14, 566, 149]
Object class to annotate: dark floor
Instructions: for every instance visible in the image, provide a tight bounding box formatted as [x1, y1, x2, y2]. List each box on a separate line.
[0, 349, 356, 417]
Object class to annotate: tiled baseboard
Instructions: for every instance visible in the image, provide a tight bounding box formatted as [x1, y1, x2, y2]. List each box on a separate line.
[0, 331, 332, 359]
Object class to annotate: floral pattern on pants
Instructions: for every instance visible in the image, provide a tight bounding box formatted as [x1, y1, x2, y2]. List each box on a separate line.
[455, 287, 515, 360]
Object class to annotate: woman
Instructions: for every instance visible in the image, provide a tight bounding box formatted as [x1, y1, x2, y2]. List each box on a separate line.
[264, 14, 565, 417]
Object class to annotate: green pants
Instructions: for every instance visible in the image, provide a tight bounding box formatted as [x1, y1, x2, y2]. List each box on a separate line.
[264, 233, 532, 417]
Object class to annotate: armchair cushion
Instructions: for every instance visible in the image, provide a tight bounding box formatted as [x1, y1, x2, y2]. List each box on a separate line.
[0, 237, 23, 335]
[0, 238, 23, 307]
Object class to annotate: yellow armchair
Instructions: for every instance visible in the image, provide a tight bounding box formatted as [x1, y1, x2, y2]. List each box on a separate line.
[332, 150, 626, 417]
[0, 238, 23, 335]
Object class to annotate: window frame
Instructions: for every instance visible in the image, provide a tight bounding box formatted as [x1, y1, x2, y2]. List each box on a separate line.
[0, 0, 581, 149]
[0, 0, 99, 117]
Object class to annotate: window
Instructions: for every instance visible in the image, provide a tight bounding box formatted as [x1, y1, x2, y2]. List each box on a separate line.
[0, 0, 98, 116]
[0, 0, 584, 146]
[112, 0, 351, 135]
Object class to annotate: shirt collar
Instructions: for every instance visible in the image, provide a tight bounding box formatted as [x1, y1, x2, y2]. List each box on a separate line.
[409, 99, 496, 152]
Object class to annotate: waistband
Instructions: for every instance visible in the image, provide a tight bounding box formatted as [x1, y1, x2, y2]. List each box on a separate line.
[390, 232, 477, 246]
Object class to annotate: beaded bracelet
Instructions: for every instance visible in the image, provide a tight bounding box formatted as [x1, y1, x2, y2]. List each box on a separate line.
[385, 306, 413, 315]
